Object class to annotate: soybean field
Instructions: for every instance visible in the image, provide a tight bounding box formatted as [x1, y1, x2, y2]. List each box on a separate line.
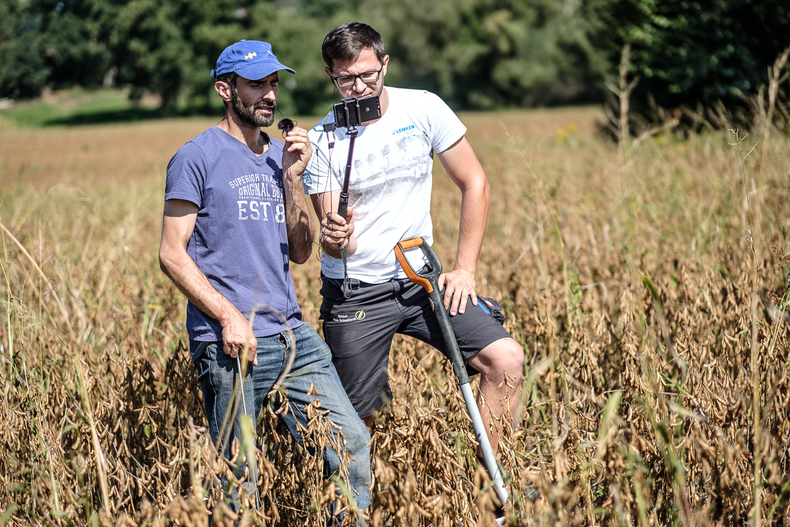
[1, 97, 790, 526]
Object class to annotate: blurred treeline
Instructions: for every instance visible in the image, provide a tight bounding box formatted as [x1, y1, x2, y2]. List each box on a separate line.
[0, 0, 787, 119]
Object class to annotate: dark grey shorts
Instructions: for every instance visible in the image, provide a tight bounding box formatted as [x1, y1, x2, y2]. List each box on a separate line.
[320, 275, 513, 418]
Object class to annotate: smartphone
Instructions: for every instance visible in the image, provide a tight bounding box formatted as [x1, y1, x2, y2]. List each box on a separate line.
[333, 95, 381, 128]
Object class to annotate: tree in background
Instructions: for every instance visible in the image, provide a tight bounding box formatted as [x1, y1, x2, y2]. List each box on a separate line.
[0, 0, 787, 122]
[589, 0, 790, 124]
[364, 0, 608, 109]
[0, 0, 115, 100]
[0, 0, 610, 113]
[0, 0, 52, 100]
[42, 0, 112, 89]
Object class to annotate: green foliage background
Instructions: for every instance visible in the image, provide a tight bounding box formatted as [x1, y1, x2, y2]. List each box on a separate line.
[0, 0, 788, 119]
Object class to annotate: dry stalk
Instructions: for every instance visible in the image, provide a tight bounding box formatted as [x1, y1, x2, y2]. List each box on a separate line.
[73, 356, 111, 514]
[0, 221, 76, 342]
[3, 104, 790, 526]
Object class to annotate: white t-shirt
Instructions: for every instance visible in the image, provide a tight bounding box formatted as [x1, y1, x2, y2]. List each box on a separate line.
[303, 87, 467, 283]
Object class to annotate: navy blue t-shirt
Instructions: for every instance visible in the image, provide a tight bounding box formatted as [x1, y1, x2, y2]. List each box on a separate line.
[165, 126, 303, 340]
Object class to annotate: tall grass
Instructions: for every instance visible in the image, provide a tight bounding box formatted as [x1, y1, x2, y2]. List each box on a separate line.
[2, 80, 790, 526]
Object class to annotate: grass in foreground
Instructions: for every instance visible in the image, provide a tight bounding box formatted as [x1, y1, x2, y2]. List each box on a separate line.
[1, 99, 790, 526]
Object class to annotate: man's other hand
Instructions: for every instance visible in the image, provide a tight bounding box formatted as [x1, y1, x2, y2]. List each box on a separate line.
[283, 126, 313, 177]
[321, 208, 355, 250]
[438, 269, 478, 316]
[221, 311, 258, 365]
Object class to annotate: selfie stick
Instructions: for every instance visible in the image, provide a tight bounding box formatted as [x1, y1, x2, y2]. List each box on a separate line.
[394, 238, 509, 513]
[336, 126, 357, 220]
[333, 98, 362, 298]
[336, 97, 360, 220]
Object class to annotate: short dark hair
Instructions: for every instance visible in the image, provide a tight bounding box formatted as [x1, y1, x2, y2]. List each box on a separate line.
[321, 22, 386, 70]
[216, 71, 238, 87]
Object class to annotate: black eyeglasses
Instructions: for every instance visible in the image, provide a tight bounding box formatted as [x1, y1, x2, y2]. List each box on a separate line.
[331, 66, 384, 88]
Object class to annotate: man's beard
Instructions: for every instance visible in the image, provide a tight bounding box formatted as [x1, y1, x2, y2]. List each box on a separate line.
[230, 84, 275, 128]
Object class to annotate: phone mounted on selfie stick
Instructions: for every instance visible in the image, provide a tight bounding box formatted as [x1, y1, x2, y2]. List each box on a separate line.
[326, 95, 381, 298]
[329, 95, 380, 219]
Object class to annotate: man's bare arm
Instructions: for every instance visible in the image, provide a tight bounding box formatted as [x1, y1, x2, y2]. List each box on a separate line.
[435, 136, 490, 316]
[282, 126, 316, 264]
[159, 199, 257, 364]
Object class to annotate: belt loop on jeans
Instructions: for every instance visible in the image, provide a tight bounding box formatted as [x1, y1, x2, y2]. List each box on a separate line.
[279, 330, 292, 349]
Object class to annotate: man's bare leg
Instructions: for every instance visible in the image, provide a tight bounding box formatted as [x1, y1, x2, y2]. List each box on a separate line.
[360, 336, 524, 447]
[467, 337, 525, 454]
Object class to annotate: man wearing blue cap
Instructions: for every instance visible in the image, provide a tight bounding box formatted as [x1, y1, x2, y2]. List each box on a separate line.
[307, 23, 524, 452]
[159, 40, 371, 521]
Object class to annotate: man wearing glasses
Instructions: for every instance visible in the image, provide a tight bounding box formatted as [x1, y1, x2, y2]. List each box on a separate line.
[303, 22, 525, 481]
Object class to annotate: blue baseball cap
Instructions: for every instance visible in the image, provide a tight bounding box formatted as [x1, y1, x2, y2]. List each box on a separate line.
[210, 40, 295, 80]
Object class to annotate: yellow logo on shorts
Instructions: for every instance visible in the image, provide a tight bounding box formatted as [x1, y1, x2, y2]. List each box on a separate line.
[335, 310, 366, 323]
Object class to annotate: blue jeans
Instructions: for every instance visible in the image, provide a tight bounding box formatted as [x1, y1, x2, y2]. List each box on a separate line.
[190, 323, 371, 515]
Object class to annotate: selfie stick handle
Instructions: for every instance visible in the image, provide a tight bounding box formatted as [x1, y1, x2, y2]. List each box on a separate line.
[335, 126, 357, 298]
[337, 125, 357, 220]
[394, 238, 509, 508]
